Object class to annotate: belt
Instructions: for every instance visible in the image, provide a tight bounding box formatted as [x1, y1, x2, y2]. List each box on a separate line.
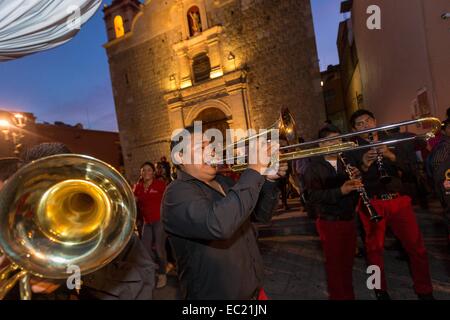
[373, 193, 399, 201]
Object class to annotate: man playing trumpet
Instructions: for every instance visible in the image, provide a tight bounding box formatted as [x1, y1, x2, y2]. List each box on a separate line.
[162, 125, 287, 299]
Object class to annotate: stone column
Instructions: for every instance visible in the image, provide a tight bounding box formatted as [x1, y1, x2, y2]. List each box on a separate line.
[176, 49, 192, 88]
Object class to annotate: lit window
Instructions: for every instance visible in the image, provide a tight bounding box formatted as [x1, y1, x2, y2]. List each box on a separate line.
[114, 15, 125, 38]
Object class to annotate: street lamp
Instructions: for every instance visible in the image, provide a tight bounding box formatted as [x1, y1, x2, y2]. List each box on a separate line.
[0, 119, 10, 127]
[0, 111, 27, 155]
[0, 119, 11, 140]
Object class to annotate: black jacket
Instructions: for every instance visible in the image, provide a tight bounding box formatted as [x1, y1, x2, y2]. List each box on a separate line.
[80, 234, 156, 300]
[303, 156, 356, 220]
[162, 168, 280, 300]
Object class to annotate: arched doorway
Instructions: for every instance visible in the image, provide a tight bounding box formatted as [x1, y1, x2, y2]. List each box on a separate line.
[192, 107, 230, 136]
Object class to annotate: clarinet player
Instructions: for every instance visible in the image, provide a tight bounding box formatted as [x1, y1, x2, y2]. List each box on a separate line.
[303, 124, 362, 300]
[349, 110, 434, 300]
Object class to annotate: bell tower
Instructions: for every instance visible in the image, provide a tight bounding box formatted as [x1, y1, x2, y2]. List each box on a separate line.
[103, 0, 141, 42]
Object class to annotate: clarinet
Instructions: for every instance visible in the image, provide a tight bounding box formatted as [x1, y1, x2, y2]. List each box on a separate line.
[368, 132, 392, 184]
[338, 153, 383, 222]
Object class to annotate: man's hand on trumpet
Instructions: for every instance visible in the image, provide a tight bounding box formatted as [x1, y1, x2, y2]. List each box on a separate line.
[247, 140, 288, 180]
[266, 161, 288, 181]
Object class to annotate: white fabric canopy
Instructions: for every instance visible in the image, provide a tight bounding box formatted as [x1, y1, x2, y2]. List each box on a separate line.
[0, 0, 101, 61]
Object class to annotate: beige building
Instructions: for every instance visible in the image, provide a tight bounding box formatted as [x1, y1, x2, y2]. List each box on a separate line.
[103, 0, 325, 180]
[341, 0, 450, 126]
[337, 18, 364, 123]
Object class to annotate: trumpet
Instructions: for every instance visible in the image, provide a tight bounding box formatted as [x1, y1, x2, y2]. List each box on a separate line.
[338, 153, 382, 222]
[0, 154, 136, 300]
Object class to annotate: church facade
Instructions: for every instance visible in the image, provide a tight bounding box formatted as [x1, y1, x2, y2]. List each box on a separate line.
[103, 0, 325, 180]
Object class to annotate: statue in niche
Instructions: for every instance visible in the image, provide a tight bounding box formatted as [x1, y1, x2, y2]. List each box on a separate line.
[188, 7, 202, 37]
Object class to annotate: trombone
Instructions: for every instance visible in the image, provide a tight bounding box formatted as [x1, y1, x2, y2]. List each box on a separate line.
[0, 154, 136, 300]
[220, 110, 441, 172]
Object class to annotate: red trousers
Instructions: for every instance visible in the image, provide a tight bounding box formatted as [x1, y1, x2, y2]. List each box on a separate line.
[358, 195, 433, 294]
[257, 288, 268, 300]
[316, 219, 356, 300]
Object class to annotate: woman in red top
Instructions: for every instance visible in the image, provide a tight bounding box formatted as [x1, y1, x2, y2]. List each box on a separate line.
[133, 162, 167, 288]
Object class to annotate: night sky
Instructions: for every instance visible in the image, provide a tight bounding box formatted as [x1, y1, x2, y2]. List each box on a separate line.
[0, 0, 344, 132]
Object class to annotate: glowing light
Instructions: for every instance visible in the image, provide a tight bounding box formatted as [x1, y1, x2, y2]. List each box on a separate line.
[321, 81, 324, 87]
[210, 69, 223, 79]
[180, 79, 192, 89]
[114, 15, 125, 39]
[0, 119, 10, 127]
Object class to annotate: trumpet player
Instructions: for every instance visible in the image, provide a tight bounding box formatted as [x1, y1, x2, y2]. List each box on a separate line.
[349, 110, 433, 300]
[162, 125, 288, 300]
[303, 124, 361, 300]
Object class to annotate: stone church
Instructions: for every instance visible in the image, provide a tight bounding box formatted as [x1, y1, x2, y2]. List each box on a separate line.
[103, 0, 325, 180]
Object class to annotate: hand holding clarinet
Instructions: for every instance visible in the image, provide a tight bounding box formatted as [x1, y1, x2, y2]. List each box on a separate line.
[339, 153, 383, 222]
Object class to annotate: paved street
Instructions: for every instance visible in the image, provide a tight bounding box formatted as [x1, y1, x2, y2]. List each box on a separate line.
[154, 199, 450, 300]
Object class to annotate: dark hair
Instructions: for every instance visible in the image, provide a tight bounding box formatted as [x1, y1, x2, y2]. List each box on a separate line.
[318, 124, 342, 139]
[349, 109, 375, 128]
[446, 107, 450, 119]
[442, 119, 450, 131]
[169, 125, 199, 169]
[0, 158, 20, 181]
[22, 142, 71, 164]
[140, 161, 156, 172]
[170, 125, 196, 153]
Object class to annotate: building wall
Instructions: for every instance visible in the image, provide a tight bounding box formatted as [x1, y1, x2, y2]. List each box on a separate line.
[31, 124, 122, 170]
[321, 65, 347, 131]
[104, 0, 325, 181]
[337, 19, 364, 128]
[0, 110, 122, 171]
[422, 0, 450, 120]
[351, 0, 450, 125]
[345, 63, 364, 118]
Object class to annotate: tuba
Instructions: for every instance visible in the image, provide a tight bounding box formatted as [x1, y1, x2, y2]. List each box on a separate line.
[0, 154, 136, 300]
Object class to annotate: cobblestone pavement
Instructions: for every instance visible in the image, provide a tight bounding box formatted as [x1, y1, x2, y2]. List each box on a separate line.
[154, 199, 450, 300]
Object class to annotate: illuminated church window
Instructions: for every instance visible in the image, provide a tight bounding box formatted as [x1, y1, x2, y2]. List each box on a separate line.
[187, 6, 202, 37]
[114, 15, 125, 38]
[192, 53, 211, 83]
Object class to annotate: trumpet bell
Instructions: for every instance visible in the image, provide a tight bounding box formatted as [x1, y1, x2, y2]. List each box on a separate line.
[0, 154, 136, 280]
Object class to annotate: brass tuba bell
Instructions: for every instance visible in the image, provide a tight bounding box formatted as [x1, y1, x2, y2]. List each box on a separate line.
[0, 154, 136, 299]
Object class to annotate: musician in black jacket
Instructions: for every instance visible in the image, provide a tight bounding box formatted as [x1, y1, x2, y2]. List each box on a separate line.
[162, 126, 287, 299]
[349, 110, 433, 300]
[304, 125, 362, 300]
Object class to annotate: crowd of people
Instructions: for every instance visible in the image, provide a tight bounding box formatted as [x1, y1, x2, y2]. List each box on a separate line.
[0, 108, 449, 300]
